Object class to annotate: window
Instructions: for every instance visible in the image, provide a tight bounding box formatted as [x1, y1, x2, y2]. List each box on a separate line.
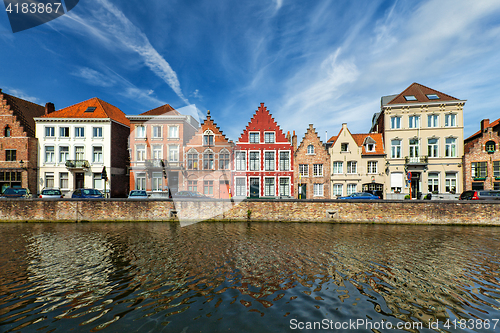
[152, 172, 162, 192]
[235, 178, 246, 196]
[307, 145, 315, 154]
[279, 178, 290, 196]
[204, 180, 214, 195]
[445, 138, 456, 157]
[235, 152, 246, 171]
[249, 132, 259, 143]
[445, 172, 457, 193]
[391, 116, 401, 129]
[391, 140, 401, 158]
[486, 141, 496, 153]
[5, 149, 16, 161]
[264, 152, 275, 171]
[409, 138, 419, 158]
[168, 145, 179, 162]
[299, 164, 309, 177]
[391, 172, 403, 193]
[203, 131, 214, 146]
[4, 126, 11, 137]
[367, 161, 377, 174]
[313, 164, 323, 177]
[152, 145, 163, 160]
[45, 146, 55, 163]
[136, 145, 146, 162]
[409, 115, 420, 128]
[136, 125, 146, 138]
[93, 127, 103, 138]
[445, 114, 456, 127]
[45, 172, 54, 188]
[203, 151, 214, 170]
[135, 173, 146, 190]
[249, 152, 260, 171]
[426, 94, 440, 100]
[333, 161, 343, 174]
[428, 173, 439, 193]
[75, 146, 84, 160]
[264, 132, 275, 143]
[404, 95, 417, 101]
[366, 143, 375, 152]
[152, 126, 162, 138]
[93, 173, 103, 189]
[279, 152, 290, 171]
[494, 161, 500, 177]
[59, 172, 69, 189]
[264, 178, 275, 196]
[427, 138, 439, 158]
[187, 152, 198, 170]
[93, 146, 103, 163]
[341, 143, 349, 152]
[347, 184, 357, 195]
[472, 162, 487, 178]
[347, 161, 357, 174]
[333, 184, 343, 196]
[313, 183, 324, 197]
[188, 180, 197, 192]
[75, 127, 85, 138]
[45, 126, 55, 137]
[219, 151, 230, 170]
[60, 127, 69, 137]
[168, 126, 179, 139]
[428, 115, 439, 128]
[494, 182, 500, 191]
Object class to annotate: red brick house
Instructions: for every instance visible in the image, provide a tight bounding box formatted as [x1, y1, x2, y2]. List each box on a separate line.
[294, 124, 330, 199]
[463, 118, 500, 191]
[183, 110, 233, 198]
[233, 103, 294, 198]
[0, 89, 48, 195]
[127, 104, 199, 196]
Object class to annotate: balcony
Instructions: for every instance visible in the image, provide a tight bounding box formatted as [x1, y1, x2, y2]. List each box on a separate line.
[65, 160, 90, 169]
[144, 159, 184, 170]
[405, 156, 428, 165]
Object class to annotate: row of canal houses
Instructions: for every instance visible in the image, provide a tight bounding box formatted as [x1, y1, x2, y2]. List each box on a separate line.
[1, 83, 499, 199]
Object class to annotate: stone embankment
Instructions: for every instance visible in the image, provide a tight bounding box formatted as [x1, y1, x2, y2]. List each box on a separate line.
[1, 199, 499, 225]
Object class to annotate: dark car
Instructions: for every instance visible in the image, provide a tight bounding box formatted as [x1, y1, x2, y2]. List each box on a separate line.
[1, 188, 31, 199]
[72, 188, 104, 199]
[459, 190, 500, 200]
[338, 192, 381, 200]
[172, 191, 208, 199]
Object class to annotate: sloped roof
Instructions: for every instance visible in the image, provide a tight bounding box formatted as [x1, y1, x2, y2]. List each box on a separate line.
[465, 117, 500, 142]
[140, 104, 180, 116]
[328, 128, 384, 155]
[1, 91, 45, 137]
[386, 83, 459, 105]
[40, 97, 130, 127]
[237, 103, 289, 143]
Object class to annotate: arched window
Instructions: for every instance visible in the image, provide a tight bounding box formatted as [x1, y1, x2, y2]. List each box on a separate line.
[307, 144, 314, 154]
[4, 126, 11, 137]
[219, 149, 230, 170]
[203, 149, 214, 170]
[486, 141, 496, 153]
[187, 149, 198, 170]
[203, 130, 214, 146]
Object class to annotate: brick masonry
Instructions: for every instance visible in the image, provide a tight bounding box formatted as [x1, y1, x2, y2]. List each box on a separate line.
[0, 199, 499, 225]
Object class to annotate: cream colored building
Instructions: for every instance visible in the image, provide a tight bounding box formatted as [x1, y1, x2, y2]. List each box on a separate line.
[370, 83, 465, 199]
[328, 123, 386, 198]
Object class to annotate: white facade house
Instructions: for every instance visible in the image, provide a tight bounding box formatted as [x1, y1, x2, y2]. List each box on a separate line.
[34, 98, 130, 197]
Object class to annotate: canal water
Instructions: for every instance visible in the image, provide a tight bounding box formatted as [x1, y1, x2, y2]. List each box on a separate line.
[1, 223, 499, 333]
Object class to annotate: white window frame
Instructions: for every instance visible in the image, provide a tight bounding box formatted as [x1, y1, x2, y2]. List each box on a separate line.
[235, 151, 246, 171]
[299, 164, 309, 177]
[445, 113, 457, 127]
[45, 146, 55, 163]
[313, 164, 323, 177]
[249, 151, 260, 171]
[235, 177, 246, 197]
[59, 146, 69, 163]
[333, 184, 343, 196]
[136, 145, 146, 162]
[408, 115, 420, 129]
[279, 177, 290, 196]
[136, 125, 146, 139]
[75, 127, 85, 138]
[93, 127, 103, 138]
[168, 126, 179, 139]
[307, 145, 315, 155]
[445, 137, 457, 157]
[347, 161, 357, 174]
[264, 132, 275, 144]
[249, 132, 260, 144]
[445, 172, 457, 193]
[92, 146, 103, 163]
[347, 184, 357, 195]
[264, 177, 275, 196]
[279, 151, 290, 171]
[152, 145, 163, 160]
[45, 126, 55, 138]
[152, 172, 163, 192]
[313, 183, 324, 197]
[427, 114, 439, 128]
[428, 172, 439, 193]
[427, 138, 439, 158]
[135, 173, 146, 190]
[367, 161, 377, 174]
[169, 145, 179, 162]
[391, 116, 401, 129]
[152, 125, 162, 139]
[332, 161, 343, 174]
[391, 139, 402, 159]
[264, 151, 275, 171]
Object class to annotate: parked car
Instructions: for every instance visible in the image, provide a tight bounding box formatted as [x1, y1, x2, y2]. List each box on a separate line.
[39, 188, 64, 199]
[71, 188, 104, 199]
[128, 190, 149, 199]
[459, 190, 500, 200]
[338, 192, 381, 200]
[172, 191, 209, 199]
[1, 187, 31, 199]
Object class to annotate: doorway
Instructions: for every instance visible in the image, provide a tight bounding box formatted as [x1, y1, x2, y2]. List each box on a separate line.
[75, 172, 84, 189]
[249, 178, 259, 198]
[168, 171, 179, 194]
[219, 180, 230, 199]
[410, 172, 421, 199]
[298, 184, 307, 199]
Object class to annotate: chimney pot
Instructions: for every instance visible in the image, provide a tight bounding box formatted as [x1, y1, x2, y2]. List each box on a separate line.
[45, 102, 55, 115]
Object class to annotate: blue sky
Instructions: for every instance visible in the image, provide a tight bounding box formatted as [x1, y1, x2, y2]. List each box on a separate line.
[1, 0, 500, 141]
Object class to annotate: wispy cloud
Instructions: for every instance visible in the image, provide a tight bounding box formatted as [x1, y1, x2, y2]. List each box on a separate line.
[2, 87, 41, 104]
[71, 67, 116, 87]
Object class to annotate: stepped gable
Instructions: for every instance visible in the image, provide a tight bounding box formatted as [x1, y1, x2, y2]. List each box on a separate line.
[464, 117, 500, 153]
[296, 124, 326, 152]
[140, 104, 180, 116]
[238, 103, 288, 143]
[1, 91, 45, 137]
[387, 83, 459, 105]
[186, 111, 232, 146]
[41, 97, 130, 127]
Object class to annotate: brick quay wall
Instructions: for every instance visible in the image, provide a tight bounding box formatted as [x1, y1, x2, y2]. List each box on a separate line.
[1, 199, 499, 225]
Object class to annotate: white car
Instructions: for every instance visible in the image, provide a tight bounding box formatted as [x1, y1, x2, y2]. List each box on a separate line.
[128, 190, 149, 199]
[39, 189, 63, 199]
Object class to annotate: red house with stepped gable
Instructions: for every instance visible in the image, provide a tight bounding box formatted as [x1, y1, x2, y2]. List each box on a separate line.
[233, 103, 294, 198]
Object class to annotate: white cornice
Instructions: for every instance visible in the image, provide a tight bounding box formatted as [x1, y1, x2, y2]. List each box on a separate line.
[382, 100, 467, 109]
[34, 118, 111, 123]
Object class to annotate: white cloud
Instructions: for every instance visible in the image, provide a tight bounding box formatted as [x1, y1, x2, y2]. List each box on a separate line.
[71, 67, 116, 87]
[2, 87, 40, 104]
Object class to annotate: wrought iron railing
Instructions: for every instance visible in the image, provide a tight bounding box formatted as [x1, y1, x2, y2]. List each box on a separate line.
[404, 156, 428, 164]
[65, 160, 90, 169]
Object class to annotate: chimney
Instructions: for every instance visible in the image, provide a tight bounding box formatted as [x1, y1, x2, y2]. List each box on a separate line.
[292, 130, 297, 151]
[45, 102, 55, 115]
[481, 119, 490, 133]
[286, 131, 291, 143]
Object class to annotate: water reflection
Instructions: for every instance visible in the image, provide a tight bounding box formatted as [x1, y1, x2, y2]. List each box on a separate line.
[0, 223, 499, 332]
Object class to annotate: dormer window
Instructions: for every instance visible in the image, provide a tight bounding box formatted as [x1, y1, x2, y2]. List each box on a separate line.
[404, 95, 417, 101]
[426, 94, 440, 100]
[203, 130, 214, 146]
[307, 144, 314, 154]
[486, 141, 496, 153]
[366, 143, 375, 152]
[363, 136, 376, 152]
[341, 143, 349, 152]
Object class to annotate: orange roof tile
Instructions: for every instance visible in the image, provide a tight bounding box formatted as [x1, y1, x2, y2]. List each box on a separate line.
[328, 127, 384, 155]
[40, 97, 130, 127]
[140, 104, 180, 116]
[387, 83, 459, 105]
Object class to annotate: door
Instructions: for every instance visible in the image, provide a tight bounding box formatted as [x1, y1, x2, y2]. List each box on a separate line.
[168, 171, 179, 195]
[298, 184, 307, 199]
[410, 172, 421, 199]
[75, 173, 84, 189]
[249, 178, 259, 198]
[219, 180, 230, 199]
